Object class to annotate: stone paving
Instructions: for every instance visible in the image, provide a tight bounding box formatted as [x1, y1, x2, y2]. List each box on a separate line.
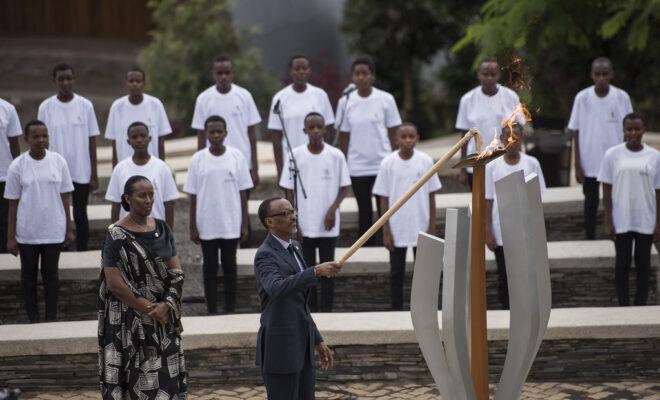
[19, 381, 660, 399]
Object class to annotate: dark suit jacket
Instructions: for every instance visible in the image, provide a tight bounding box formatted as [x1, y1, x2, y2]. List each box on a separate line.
[254, 233, 322, 374]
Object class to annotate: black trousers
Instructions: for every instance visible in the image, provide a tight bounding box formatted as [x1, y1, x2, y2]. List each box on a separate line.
[614, 232, 654, 306]
[466, 172, 473, 190]
[262, 339, 315, 400]
[0, 181, 7, 253]
[72, 182, 90, 251]
[390, 246, 416, 310]
[302, 237, 336, 312]
[351, 175, 382, 246]
[494, 246, 509, 309]
[201, 238, 239, 314]
[18, 243, 62, 322]
[582, 177, 600, 240]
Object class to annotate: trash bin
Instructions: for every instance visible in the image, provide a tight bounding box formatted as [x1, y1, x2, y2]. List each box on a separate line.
[525, 117, 572, 187]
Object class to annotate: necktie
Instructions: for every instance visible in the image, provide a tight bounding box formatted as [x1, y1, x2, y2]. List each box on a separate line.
[288, 245, 302, 271]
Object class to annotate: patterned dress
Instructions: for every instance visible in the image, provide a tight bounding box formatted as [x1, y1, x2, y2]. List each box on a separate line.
[98, 222, 187, 399]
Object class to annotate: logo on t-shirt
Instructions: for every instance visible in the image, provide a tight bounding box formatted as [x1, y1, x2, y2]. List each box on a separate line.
[322, 168, 332, 180]
[225, 171, 236, 183]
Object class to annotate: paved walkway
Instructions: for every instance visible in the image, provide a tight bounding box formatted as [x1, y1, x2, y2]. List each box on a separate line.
[20, 381, 660, 399]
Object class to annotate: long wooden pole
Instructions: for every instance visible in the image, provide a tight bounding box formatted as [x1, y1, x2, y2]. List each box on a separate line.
[470, 164, 489, 400]
[337, 128, 480, 265]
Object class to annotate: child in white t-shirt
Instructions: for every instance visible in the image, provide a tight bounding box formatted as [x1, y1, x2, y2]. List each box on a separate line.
[105, 122, 179, 228]
[192, 55, 262, 185]
[485, 123, 546, 309]
[0, 97, 22, 253]
[455, 59, 525, 189]
[568, 57, 633, 240]
[267, 55, 335, 180]
[598, 113, 659, 306]
[373, 123, 441, 310]
[337, 56, 402, 245]
[4, 120, 74, 322]
[184, 115, 253, 314]
[37, 63, 100, 251]
[279, 112, 351, 312]
[105, 67, 172, 165]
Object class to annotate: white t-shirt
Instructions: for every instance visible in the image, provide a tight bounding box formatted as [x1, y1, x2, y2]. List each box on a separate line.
[183, 146, 253, 240]
[598, 143, 660, 235]
[455, 85, 522, 173]
[104, 94, 172, 162]
[191, 84, 261, 169]
[485, 154, 546, 246]
[279, 144, 351, 238]
[267, 84, 335, 154]
[568, 85, 633, 177]
[0, 98, 22, 181]
[37, 94, 100, 184]
[4, 150, 74, 244]
[373, 150, 442, 247]
[105, 157, 179, 220]
[336, 88, 402, 177]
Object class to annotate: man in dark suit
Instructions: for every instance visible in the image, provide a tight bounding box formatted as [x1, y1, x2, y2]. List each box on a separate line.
[254, 197, 341, 399]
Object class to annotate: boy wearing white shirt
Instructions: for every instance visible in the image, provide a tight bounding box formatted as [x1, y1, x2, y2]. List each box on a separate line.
[485, 124, 546, 309]
[268, 55, 335, 180]
[599, 113, 659, 306]
[373, 123, 441, 310]
[0, 97, 21, 253]
[455, 58, 523, 188]
[5, 120, 74, 322]
[105, 122, 179, 229]
[184, 116, 253, 314]
[37, 63, 100, 251]
[279, 112, 351, 312]
[337, 57, 402, 245]
[192, 55, 262, 185]
[568, 57, 633, 240]
[105, 67, 172, 166]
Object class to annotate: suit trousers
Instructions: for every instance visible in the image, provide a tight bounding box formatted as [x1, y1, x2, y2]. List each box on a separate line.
[582, 177, 600, 240]
[18, 243, 62, 322]
[614, 231, 653, 306]
[262, 338, 315, 400]
[72, 182, 90, 251]
[201, 238, 239, 314]
[302, 237, 336, 312]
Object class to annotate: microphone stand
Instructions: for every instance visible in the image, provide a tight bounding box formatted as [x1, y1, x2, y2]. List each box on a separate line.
[332, 87, 355, 147]
[274, 100, 307, 216]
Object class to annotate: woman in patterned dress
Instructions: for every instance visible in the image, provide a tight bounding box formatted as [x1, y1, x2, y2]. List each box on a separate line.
[98, 175, 186, 399]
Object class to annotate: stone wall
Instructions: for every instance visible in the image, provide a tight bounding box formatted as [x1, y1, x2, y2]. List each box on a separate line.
[2, 338, 659, 391]
[1, 267, 656, 324]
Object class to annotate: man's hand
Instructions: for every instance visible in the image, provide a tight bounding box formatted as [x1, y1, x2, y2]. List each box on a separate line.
[324, 206, 337, 230]
[575, 164, 584, 184]
[190, 226, 200, 245]
[606, 220, 616, 241]
[382, 227, 394, 252]
[148, 302, 170, 324]
[316, 341, 334, 370]
[485, 228, 496, 251]
[89, 175, 99, 192]
[240, 222, 249, 243]
[314, 261, 341, 278]
[6, 237, 18, 257]
[251, 169, 260, 187]
[64, 227, 74, 248]
[458, 169, 468, 185]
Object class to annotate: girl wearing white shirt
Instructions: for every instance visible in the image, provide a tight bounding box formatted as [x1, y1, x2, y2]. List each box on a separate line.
[373, 123, 441, 310]
[267, 55, 335, 180]
[4, 120, 74, 322]
[184, 116, 253, 314]
[598, 113, 660, 306]
[337, 56, 402, 244]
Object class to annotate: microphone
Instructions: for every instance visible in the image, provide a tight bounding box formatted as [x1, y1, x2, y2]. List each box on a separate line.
[343, 85, 357, 96]
[273, 99, 281, 114]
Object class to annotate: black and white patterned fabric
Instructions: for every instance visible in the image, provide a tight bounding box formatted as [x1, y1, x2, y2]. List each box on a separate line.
[98, 224, 187, 400]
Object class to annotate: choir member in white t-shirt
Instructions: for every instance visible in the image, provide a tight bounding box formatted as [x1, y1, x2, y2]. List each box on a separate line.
[485, 124, 546, 309]
[184, 116, 253, 314]
[279, 112, 351, 312]
[37, 63, 100, 251]
[568, 57, 633, 240]
[105, 67, 172, 166]
[4, 120, 74, 322]
[268, 55, 335, 180]
[105, 122, 179, 229]
[192, 55, 262, 186]
[598, 113, 659, 306]
[455, 58, 523, 188]
[337, 56, 402, 244]
[0, 97, 21, 253]
[373, 123, 441, 310]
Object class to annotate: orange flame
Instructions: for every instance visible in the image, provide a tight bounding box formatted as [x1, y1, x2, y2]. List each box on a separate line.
[475, 103, 532, 160]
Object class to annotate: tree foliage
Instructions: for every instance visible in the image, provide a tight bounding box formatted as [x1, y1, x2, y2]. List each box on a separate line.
[453, 0, 660, 127]
[139, 0, 277, 134]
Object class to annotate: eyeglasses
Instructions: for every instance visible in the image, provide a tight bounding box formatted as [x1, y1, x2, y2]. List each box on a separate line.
[267, 209, 297, 218]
